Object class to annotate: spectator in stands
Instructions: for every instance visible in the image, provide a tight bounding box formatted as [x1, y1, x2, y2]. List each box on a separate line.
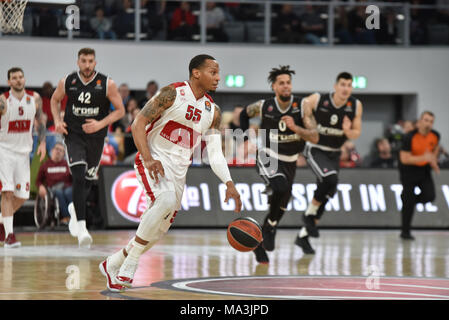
[402, 120, 415, 134]
[123, 107, 141, 160]
[272, 4, 303, 44]
[100, 136, 118, 166]
[169, 1, 198, 41]
[438, 146, 449, 168]
[139, 80, 159, 108]
[205, 1, 229, 42]
[376, 8, 398, 45]
[335, 6, 353, 44]
[370, 137, 398, 168]
[40, 81, 66, 129]
[123, 98, 139, 129]
[142, 0, 166, 39]
[90, 6, 117, 40]
[118, 83, 131, 106]
[348, 5, 376, 44]
[340, 140, 362, 168]
[36, 142, 72, 225]
[113, 0, 134, 39]
[34, 7, 59, 37]
[301, 5, 326, 44]
[229, 105, 244, 131]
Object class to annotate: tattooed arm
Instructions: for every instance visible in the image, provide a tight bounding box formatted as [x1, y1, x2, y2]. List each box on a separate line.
[0, 94, 6, 116]
[239, 99, 263, 133]
[34, 92, 47, 161]
[131, 84, 177, 183]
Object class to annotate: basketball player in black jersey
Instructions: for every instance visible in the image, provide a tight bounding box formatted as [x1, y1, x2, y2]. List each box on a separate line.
[240, 66, 319, 263]
[50, 48, 125, 247]
[295, 72, 363, 254]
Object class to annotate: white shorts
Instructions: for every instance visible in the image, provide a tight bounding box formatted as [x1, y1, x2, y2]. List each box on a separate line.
[0, 146, 30, 199]
[134, 153, 185, 232]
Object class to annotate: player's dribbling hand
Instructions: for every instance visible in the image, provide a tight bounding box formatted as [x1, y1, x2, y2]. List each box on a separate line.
[54, 120, 68, 135]
[281, 115, 298, 132]
[144, 159, 165, 184]
[224, 181, 242, 213]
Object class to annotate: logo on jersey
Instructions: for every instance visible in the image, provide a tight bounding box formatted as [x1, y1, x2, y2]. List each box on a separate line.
[26, 96, 31, 104]
[330, 114, 339, 126]
[323, 100, 329, 107]
[292, 102, 298, 109]
[19, 106, 24, 116]
[345, 101, 353, 112]
[205, 101, 211, 112]
[71, 79, 76, 85]
[268, 105, 273, 112]
[111, 170, 146, 223]
[16, 184, 21, 191]
[72, 104, 100, 117]
[180, 89, 185, 96]
[95, 79, 103, 90]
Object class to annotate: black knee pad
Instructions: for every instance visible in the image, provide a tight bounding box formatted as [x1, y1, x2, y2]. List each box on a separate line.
[314, 174, 338, 203]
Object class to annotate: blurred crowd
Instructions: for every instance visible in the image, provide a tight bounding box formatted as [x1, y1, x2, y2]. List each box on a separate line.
[15, 0, 449, 45]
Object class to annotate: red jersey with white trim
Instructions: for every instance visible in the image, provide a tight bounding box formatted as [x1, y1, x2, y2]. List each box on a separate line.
[0, 90, 36, 154]
[145, 81, 215, 179]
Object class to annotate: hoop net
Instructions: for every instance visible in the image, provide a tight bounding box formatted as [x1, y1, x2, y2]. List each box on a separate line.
[0, 0, 28, 33]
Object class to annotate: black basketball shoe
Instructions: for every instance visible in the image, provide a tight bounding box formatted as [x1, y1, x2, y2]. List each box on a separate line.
[400, 232, 415, 241]
[253, 244, 269, 264]
[302, 213, 319, 238]
[262, 222, 277, 252]
[295, 235, 315, 255]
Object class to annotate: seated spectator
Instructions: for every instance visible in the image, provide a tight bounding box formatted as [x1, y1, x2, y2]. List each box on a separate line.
[205, 1, 228, 42]
[340, 141, 362, 168]
[402, 120, 415, 134]
[139, 80, 159, 108]
[169, 1, 198, 41]
[301, 5, 325, 44]
[113, 0, 134, 39]
[335, 6, 353, 44]
[370, 138, 398, 168]
[36, 142, 72, 225]
[272, 4, 303, 44]
[142, 0, 166, 39]
[34, 7, 59, 37]
[100, 136, 118, 166]
[348, 5, 376, 44]
[90, 6, 117, 40]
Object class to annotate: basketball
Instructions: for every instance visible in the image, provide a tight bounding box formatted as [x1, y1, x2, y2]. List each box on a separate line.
[227, 217, 263, 252]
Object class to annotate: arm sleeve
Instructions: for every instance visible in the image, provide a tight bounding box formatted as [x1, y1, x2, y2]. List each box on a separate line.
[205, 134, 232, 184]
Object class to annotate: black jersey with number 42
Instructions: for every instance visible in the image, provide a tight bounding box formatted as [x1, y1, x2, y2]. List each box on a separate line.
[260, 96, 305, 159]
[64, 71, 111, 138]
[313, 93, 358, 150]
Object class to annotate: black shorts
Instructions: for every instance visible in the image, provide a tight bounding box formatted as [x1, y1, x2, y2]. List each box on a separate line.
[256, 149, 296, 187]
[64, 133, 105, 180]
[304, 144, 341, 181]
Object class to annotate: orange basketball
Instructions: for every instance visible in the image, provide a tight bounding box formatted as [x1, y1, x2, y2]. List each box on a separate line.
[227, 217, 263, 252]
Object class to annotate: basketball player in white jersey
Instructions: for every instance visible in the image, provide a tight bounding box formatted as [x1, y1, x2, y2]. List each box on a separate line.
[0, 67, 47, 248]
[99, 54, 242, 292]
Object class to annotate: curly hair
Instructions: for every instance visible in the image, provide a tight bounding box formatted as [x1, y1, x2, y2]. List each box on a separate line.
[267, 65, 295, 85]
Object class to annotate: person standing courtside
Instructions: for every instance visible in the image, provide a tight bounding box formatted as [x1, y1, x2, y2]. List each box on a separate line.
[399, 111, 440, 240]
[0, 67, 47, 248]
[239, 66, 319, 264]
[296, 72, 363, 254]
[51, 48, 125, 247]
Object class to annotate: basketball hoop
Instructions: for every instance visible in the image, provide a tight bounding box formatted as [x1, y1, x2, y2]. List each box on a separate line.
[0, 0, 28, 33]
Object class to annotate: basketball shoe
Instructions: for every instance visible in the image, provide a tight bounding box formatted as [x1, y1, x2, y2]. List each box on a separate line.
[253, 244, 269, 264]
[4, 233, 21, 248]
[303, 213, 319, 238]
[261, 220, 277, 252]
[295, 235, 315, 255]
[115, 257, 138, 288]
[77, 220, 92, 248]
[99, 259, 125, 292]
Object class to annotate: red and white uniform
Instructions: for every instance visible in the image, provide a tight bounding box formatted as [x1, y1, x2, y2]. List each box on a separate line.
[0, 90, 36, 198]
[134, 82, 215, 228]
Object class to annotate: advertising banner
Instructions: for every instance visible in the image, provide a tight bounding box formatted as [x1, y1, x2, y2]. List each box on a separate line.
[99, 166, 449, 228]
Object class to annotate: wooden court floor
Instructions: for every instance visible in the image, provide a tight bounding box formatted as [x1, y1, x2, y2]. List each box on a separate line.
[1, 228, 449, 300]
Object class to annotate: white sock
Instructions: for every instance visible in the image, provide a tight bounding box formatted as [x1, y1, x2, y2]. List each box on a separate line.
[299, 227, 308, 238]
[109, 248, 127, 269]
[3, 216, 13, 236]
[267, 219, 277, 227]
[126, 240, 146, 264]
[305, 202, 320, 216]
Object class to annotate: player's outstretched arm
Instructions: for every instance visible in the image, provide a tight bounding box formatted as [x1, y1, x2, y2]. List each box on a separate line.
[206, 105, 242, 213]
[34, 92, 47, 161]
[82, 79, 126, 134]
[342, 100, 363, 140]
[50, 77, 68, 135]
[131, 85, 176, 183]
